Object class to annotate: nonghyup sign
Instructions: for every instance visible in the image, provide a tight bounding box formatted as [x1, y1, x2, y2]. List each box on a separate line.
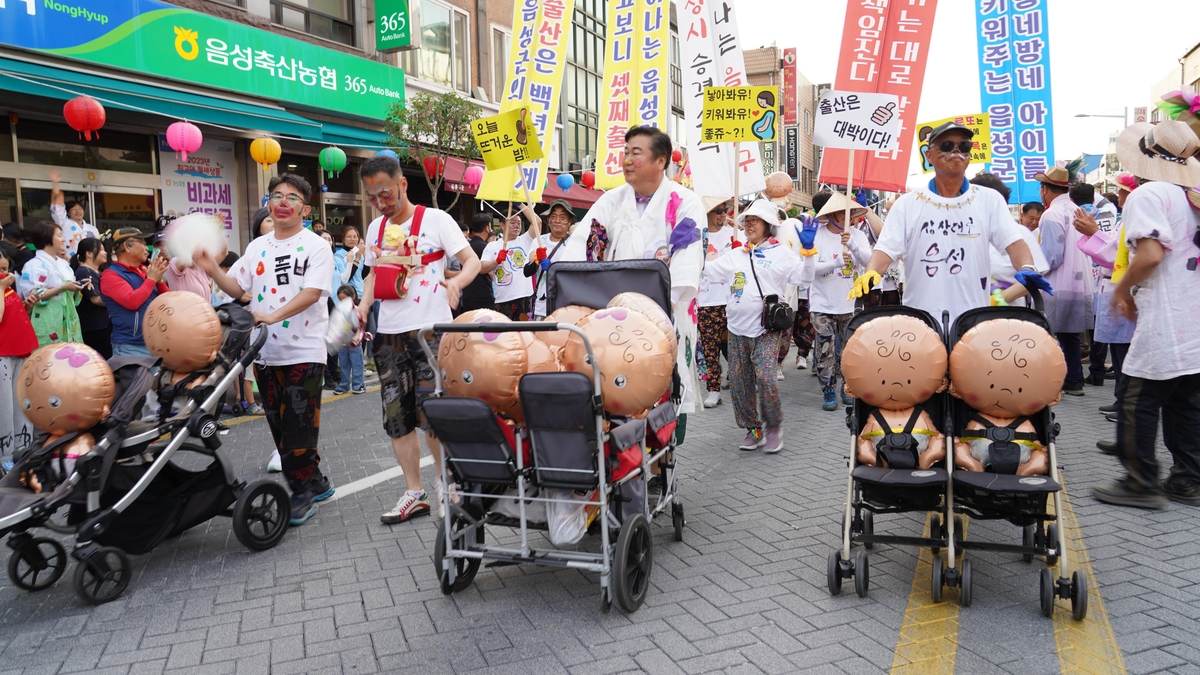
[812, 90, 901, 152]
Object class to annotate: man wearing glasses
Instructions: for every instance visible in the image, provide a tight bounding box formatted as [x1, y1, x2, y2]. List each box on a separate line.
[530, 199, 576, 320]
[100, 227, 170, 357]
[849, 121, 1049, 327]
[356, 154, 482, 525]
[200, 174, 335, 526]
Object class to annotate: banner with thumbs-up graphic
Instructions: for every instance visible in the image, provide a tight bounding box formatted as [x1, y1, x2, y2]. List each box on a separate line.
[916, 114, 992, 174]
[812, 90, 901, 152]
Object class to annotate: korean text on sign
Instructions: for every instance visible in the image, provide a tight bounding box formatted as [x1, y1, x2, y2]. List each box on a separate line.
[701, 86, 779, 143]
[916, 113, 992, 173]
[812, 90, 900, 152]
[472, 108, 544, 171]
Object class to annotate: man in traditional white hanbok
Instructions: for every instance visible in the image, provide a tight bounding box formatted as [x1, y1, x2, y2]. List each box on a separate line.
[562, 126, 706, 417]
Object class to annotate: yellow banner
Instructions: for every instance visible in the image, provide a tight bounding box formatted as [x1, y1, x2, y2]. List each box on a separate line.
[472, 107, 544, 171]
[701, 86, 779, 143]
[476, 0, 575, 202]
[917, 113, 992, 173]
[594, 0, 671, 190]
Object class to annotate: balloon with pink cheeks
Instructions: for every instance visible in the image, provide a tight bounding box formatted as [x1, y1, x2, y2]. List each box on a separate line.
[541, 305, 595, 349]
[607, 292, 677, 357]
[949, 318, 1066, 417]
[764, 171, 792, 199]
[166, 121, 203, 162]
[144, 292, 224, 373]
[561, 307, 674, 415]
[841, 315, 946, 410]
[18, 343, 114, 435]
[438, 309, 527, 419]
[463, 164, 484, 187]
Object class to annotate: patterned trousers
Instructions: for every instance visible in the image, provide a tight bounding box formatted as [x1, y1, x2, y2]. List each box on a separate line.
[256, 363, 326, 495]
[811, 312, 853, 392]
[728, 332, 784, 431]
[697, 305, 729, 392]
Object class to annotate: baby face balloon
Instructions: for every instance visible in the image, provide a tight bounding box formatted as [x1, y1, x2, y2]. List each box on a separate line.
[438, 309, 527, 419]
[842, 315, 947, 409]
[561, 307, 674, 416]
[18, 344, 115, 434]
[764, 171, 793, 199]
[949, 318, 1066, 417]
[541, 305, 595, 349]
[144, 291, 224, 372]
[607, 292, 677, 357]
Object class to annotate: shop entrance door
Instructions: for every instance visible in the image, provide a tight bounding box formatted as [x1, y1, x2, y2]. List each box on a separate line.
[20, 181, 157, 235]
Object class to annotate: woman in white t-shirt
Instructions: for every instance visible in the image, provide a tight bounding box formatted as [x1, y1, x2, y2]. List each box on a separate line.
[481, 204, 541, 321]
[49, 171, 99, 259]
[699, 200, 806, 455]
[697, 197, 736, 408]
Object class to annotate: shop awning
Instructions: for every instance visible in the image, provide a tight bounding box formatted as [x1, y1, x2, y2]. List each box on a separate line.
[319, 121, 388, 148]
[0, 56, 325, 140]
[443, 156, 602, 210]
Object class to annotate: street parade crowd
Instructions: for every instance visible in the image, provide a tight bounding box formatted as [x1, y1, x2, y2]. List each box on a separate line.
[2, 118, 1199, 531]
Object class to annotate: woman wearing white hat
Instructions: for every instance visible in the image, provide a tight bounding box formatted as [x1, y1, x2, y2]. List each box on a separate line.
[699, 199, 807, 453]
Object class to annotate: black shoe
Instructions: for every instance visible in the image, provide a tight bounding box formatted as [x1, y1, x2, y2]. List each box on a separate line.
[1098, 402, 1118, 414]
[1105, 413, 1118, 423]
[1085, 373, 1106, 386]
[1092, 479, 1167, 510]
[1096, 440, 1117, 456]
[1161, 480, 1200, 506]
[1062, 385, 1085, 397]
[309, 475, 335, 502]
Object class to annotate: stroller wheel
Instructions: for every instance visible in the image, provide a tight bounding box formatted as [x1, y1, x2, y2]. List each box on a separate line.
[433, 507, 484, 595]
[233, 480, 290, 551]
[854, 550, 870, 598]
[862, 511, 874, 550]
[959, 559, 973, 608]
[1022, 525, 1036, 563]
[930, 515, 943, 555]
[827, 550, 844, 596]
[672, 503, 685, 543]
[7, 537, 67, 592]
[954, 516, 965, 545]
[1039, 567, 1055, 617]
[612, 514, 653, 613]
[930, 555, 944, 603]
[1071, 570, 1088, 621]
[1045, 523, 1060, 567]
[73, 546, 131, 605]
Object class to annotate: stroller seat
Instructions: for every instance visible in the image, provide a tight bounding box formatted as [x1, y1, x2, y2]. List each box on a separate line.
[853, 466, 948, 488]
[519, 372, 601, 490]
[423, 397, 523, 487]
[953, 471, 1060, 494]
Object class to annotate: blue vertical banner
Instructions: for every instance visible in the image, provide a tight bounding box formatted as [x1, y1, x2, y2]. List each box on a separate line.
[975, 0, 1054, 204]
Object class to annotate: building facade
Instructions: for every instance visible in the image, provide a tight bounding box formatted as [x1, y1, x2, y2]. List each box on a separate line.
[743, 46, 819, 209]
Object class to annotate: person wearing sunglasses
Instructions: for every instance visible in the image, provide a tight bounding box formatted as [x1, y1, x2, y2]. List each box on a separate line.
[849, 121, 1048, 328]
[199, 174, 337, 527]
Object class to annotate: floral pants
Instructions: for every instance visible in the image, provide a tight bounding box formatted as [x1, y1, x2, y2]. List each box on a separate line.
[728, 332, 783, 431]
[697, 305, 729, 392]
[811, 311, 853, 392]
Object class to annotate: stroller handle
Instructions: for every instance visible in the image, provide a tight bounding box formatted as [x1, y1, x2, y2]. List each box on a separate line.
[239, 325, 270, 368]
[430, 321, 561, 334]
[1020, 280, 1046, 314]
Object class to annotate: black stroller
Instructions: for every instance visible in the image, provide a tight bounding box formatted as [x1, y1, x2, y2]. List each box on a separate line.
[0, 305, 290, 604]
[419, 260, 685, 613]
[828, 306, 955, 599]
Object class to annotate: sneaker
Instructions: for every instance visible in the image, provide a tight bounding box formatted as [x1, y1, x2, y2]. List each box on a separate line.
[246, 403, 265, 416]
[381, 491, 430, 524]
[1161, 480, 1200, 506]
[776, 367, 785, 381]
[1098, 402, 1118, 414]
[739, 429, 764, 451]
[1091, 479, 1167, 510]
[352, 387, 367, 395]
[322, 381, 337, 391]
[433, 479, 460, 519]
[333, 389, 349, 395]
[309, 476, 335, 502]
[722, 379, 730, 390]
[1086, 373, 1107, 386]
[822, 389, 838, 411]
[763, 426, 783, 454]
[1, 461, 12, 472]
[839, 384, 853, 406]
[795, 354, 807, 370]
[1096, 440, 1118, 456]
[1105, 413, 1118, 423]
[703, 391, 721, 408]
[290, 493, 317, 525]
[267, 450, 282, 473]
[1062, 385, 1085, 397]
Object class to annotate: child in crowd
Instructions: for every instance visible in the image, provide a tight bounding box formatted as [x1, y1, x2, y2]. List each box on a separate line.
[0, 251, 39, 470]
[333, 284, 367, 395]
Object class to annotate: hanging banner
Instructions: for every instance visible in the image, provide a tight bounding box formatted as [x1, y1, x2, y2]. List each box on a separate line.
[782, 48, 798, 126]
[476, 0, 575, 202]
[679, 0, 766, 199]
[784, 126, 799, 180]
[813, 90, 901, 152]
[975, 0, 1055, 204]
[594, 0, 670, 190]
[157, 135, 240, 252]
[818, 0, 938, 191]
[917, 113, 992, 173]
[472, 108, 544, 171]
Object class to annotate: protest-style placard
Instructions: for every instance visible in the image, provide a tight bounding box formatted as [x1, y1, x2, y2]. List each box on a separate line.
[812, 90, 901, 152]
[472, 108, 544, 172]
[701, 86, 780, 143]
[916, 113, 992, 173]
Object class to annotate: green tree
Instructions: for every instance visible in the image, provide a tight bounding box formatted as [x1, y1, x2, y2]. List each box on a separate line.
[384, 91, 482, 209]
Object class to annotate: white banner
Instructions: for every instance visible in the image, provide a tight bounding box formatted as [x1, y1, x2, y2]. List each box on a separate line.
[812, 90, 901, 152]
[679, 0, 765, 199]
[158, 135, 241, 252]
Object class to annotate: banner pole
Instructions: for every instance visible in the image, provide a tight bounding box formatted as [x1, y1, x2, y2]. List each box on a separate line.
[843, 149, 854, 267]
[732, 141, 741, 224]
[517, 164, 544, 248]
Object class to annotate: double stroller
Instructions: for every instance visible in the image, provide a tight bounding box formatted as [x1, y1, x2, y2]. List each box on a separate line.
[419, 260, 685, 613]
[0, 305, 290, 604]
[829, 288, 1088, 620]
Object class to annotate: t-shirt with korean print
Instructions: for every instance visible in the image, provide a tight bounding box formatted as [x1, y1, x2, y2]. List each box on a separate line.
[230, 227, 333, 367]
[482, 232, 536, 303]
[364, 209, 470, 335]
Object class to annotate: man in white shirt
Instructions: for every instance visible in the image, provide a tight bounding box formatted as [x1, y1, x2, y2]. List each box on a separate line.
[851, 121, 1048, 328]
[529, 199, 575, 320]
[1091, 121, 1200, 510]
[481, 205, 539, 320]
[357, 155, 482, 524]
[697, 197, 736, 408]
[200, 174, 334, 526]
[968, 172, 1051, 300]
[1037, 166, 1094, 396]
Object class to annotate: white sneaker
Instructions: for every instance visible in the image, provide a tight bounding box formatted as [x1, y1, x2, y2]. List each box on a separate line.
[267, 450, 282, 473]
[776, 367, 785, 381]
[795, 354, 807, 370]
[433, 479, 460, 518]
[703, 391, 721, 408]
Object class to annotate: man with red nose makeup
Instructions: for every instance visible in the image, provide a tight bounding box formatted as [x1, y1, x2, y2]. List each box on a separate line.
[200, 174, 336, 527]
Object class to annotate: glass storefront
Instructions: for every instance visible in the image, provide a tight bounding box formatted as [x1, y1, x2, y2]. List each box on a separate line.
[15, 119, 154, 174]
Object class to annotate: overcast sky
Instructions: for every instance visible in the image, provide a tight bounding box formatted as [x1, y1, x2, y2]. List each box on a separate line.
[736, 0, 1200, 188]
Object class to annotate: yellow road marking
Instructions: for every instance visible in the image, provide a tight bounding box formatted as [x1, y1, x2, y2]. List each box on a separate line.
[891, 514, 960, 675]
[1052, 480, 1126, 674]
[222, 384, 381, 427]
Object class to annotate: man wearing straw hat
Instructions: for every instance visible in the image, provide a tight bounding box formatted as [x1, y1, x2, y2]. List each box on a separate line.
[849, 121, 1049, 327]
[696, 196, 737, 408]
[1091, 120, 1200, 509]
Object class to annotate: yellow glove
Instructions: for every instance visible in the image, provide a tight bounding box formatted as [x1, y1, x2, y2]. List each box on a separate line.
[846, 271, 881, 300]
[799, 247, 819, 258]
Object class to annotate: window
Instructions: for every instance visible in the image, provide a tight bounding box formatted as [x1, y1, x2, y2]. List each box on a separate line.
[669, 32, 683, 116]
[492, 27, 511, 103]
[400, 0, 469, 93]
[564, 0, 604, 168]
[803, 108, 811, 136]
[15, 119, 152, 174]
[271, 0, 355, 46]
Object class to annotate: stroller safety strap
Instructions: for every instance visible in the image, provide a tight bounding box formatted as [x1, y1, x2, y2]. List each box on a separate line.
[868, 406, 926, 470]
[964, 413, 1039, 474]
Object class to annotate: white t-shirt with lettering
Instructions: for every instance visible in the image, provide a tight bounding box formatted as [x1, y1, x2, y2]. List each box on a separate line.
[364, 208, 470, 335]
[231, 227, 333, 366]
[482, 232, 536, 303]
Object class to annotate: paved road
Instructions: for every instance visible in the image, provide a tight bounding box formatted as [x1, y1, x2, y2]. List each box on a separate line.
[0, 351, 1196, 675]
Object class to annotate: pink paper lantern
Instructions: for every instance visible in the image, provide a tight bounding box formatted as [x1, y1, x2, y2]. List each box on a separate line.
[463, 164, 484, 186]
[166, 121, 203, 162]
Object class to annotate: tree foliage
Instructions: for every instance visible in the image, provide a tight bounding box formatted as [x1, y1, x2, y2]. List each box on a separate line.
[384, 91, 482, 209]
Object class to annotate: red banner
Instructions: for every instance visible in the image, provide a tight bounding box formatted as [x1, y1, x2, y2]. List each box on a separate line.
[782, 47, 798, 127]
[818, 0, 938, 192]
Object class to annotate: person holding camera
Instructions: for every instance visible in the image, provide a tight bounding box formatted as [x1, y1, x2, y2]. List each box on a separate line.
[699, 199, 806, 454]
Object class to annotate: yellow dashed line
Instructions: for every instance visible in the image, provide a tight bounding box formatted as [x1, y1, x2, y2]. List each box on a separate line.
[222, 384, 381, 427]
[891, 514, 960, 675]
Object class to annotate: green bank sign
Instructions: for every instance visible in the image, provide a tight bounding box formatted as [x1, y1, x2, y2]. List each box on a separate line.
[0, 1, 405, 120]
[375, 0, 413, 53]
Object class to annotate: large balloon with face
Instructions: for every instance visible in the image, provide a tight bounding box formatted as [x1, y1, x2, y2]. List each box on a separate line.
[842, 315, 947, 409]
[438, 309, 527, 419]
[949, 318, 1066, 416]
[541, 305, 595, 349]
[607, 292, 678, 357]
[144, 291, 224, 372]
[18, 344, 115, 434]
[764, 171, 793, 199]
[561, 307, 674, 415]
